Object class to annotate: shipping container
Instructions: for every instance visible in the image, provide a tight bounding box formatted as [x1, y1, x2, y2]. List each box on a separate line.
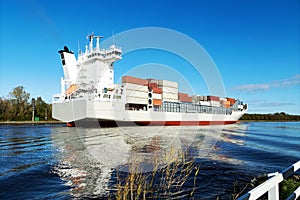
[153, 99, 162, 106]
[126, 90, 148, 99]
[199, 101, 210, 106]
[210, 101, 221, 107]
[221, 100, 230, 108]
[158, 80, 178, 88]
[152, 93, 162, 99]
[122, 76, 148, 86]
[227, 97, 236, 105]
[162, 92, 178, 100]
[207, 95, 220, 101]
[163, 98, 178, 102]
[152, 87, 162, 94]
[178, 92, 189, 98]
[148, 82, 158, 88]
[161, 86, 178, 94]
[147, 78, 159, 84]
[178, 92, 192, 102]
[179, 97, 193, 103]
[123, 83, 148, 92]
[192, 95, 205, 103]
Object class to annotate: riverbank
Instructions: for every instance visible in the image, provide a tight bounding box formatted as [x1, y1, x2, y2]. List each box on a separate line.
[0, 121, 65, 125]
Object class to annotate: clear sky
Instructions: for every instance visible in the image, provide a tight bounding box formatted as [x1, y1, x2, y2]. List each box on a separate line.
[1, 0, 299, 114]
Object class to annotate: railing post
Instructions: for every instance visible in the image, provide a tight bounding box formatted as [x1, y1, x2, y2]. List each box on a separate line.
[267, 172, 279, 200]
[268, 184, 279, 200]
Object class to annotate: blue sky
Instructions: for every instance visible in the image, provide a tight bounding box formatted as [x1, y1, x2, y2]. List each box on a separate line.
[0, 0, 299, 114]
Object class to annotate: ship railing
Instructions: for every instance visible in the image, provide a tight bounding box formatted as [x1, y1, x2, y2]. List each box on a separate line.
[237, 160, 300, 200]
[52, 94, 63, 103]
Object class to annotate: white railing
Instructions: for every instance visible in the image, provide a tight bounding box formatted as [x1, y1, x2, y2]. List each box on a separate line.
[238, 160, 300, 200]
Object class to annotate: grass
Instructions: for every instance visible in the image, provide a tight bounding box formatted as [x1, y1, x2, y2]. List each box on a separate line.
[114, 147, 200, 199]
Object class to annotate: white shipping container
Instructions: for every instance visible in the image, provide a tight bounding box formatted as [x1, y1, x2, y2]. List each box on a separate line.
[163, 98, 178, 102]
[126, 89, 148, 99]
[219, 97, 227, 101]
[158, 80, 178, 88]
[123, 83, 148, 92]
[192, 95, 204, 102]
[199, 101, 210, 106]
[126, 96, 148, 104]
[161, 86, 178, 94]
[152, 93, 162, 99]
[162, 92, 178, 100]
[210, 101, 220, 107]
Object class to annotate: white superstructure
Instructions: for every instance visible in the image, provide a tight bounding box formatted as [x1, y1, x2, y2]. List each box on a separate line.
[52, 34, 248, 126]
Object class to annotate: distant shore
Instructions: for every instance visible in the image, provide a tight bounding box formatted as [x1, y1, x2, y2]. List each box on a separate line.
[240, 120, 300, 122]
[0, 121, 65, 125]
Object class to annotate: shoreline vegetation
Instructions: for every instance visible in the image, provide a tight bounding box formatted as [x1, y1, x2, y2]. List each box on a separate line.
[0, 120, 64, 125]
[0, 86, 52, 122]
[240, 113, 300, 121]
[1, 86, 300, 124]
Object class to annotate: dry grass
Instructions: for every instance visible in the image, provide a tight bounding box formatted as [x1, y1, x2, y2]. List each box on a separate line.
[115, 147, 199, 199]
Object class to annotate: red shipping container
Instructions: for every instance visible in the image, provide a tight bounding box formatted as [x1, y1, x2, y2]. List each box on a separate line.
[152, 87, 162, 94]
[207, 95, 220, 101]
[178, 92, 189, 98]
[227, 97, 236, 105]
[148, 82, 158, 88]
[181, 97, 192, 102]
[122, 76, 148, 86]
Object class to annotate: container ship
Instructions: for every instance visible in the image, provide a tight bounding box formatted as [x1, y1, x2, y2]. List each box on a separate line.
[52, 34, 248, 126]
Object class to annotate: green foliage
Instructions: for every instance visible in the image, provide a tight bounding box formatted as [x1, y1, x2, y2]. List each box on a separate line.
[241, 112, 300, 121]
[232, 175, 300, 200]
[280, 175, 300, 199]
[0, 86, 52, 121]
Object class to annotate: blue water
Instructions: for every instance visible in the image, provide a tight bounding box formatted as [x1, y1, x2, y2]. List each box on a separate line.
[0, 122, 299, 199]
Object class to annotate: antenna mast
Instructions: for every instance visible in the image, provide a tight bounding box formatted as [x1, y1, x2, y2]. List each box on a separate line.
[112, 31, 116, 46]
[94, 35, 103, 50]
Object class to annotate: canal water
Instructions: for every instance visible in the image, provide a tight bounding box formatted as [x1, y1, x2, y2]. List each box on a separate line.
[0, 122, 299, 199]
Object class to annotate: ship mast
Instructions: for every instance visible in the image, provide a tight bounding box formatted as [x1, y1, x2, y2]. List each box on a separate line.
[86, 33, 103, 52]
[94, 35, 103, 50]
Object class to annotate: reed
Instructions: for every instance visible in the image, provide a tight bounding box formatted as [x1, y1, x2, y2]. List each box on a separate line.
[115, 147, 199, 199]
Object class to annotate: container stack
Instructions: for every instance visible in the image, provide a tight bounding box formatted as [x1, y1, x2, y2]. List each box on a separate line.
[122, 76, 148, 105]
[148, 82, 162, 106]
[192, 95, 204, 103]
[207, 95, 220, 107]
[178, 92, 192, 103]
[122, 76, 148, 86]
[226, 97, 236, 106]
[221, 100, 231, 108]
[158, 80, 178, 102]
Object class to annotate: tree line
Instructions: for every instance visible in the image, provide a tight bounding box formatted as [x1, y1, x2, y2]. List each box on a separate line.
[241, 112, 300, 121]
[0, 86, 52, 121]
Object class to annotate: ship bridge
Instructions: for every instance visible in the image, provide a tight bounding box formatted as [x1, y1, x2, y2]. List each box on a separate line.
[79, 33, 122, 63]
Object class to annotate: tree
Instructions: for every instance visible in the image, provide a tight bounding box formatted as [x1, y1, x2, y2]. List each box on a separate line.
[8, 86, 31, 121]
[35, 97, 48, 120]
[0, 97, 12, 121]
